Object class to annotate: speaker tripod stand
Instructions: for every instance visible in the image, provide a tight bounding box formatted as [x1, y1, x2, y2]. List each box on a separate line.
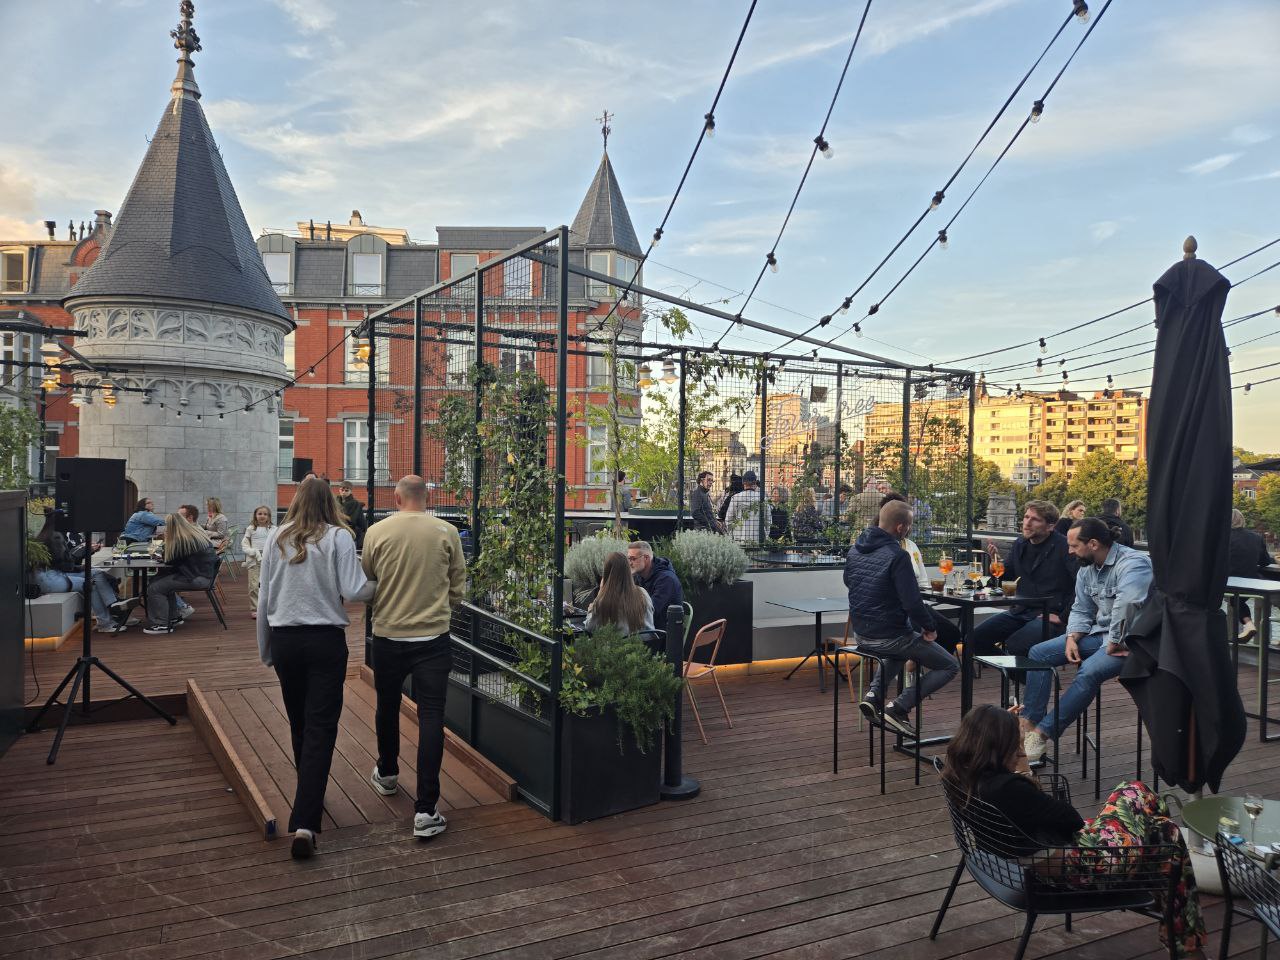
[27, 536, 176, 764]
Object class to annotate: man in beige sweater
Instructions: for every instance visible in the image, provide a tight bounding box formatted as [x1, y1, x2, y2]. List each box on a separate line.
[362, 475, 467, 839]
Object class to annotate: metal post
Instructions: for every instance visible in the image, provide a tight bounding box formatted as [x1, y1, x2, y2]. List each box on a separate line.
[676, 349, 687, 528]
[966, 374, 976, 548]
[833, 362, 843, 523]
[758, 363, 768, 545]
[901, 369, 912, 496]
[365, 312, 376, 664]
[661, 603, 699, 799]
[551, 226, 570, 637]
[37, 386, 47, 487]
[412, 295, 423, 476]
[471, 268, 484, 552]
[549, 636, 563, 821]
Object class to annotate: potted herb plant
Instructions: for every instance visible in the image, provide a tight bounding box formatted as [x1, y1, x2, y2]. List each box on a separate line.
[660, 529, 753, 664]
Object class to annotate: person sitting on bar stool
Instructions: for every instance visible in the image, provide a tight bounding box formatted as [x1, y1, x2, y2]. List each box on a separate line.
[1020, 517, 1153, 762]
[846, 499, 959, 736]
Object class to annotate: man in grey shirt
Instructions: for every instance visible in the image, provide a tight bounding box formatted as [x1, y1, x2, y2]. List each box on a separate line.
[690, 471, 724, 533]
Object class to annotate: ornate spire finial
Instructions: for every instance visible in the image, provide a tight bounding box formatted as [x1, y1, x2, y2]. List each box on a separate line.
[596, 109, 614, 152]
[1183, 235, 1198, 260]
[171, 1, 201, 57]
[169, 0, 202, 101]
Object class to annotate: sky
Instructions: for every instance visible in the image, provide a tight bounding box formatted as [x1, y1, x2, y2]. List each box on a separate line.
[2, 0, 1278, 450]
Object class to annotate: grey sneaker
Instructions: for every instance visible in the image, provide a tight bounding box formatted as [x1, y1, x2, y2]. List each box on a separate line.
[413, 810, 447, 839]
[882, 703, 916, 737]
[370, 764, 398, 796]
[1023, 729, 1047, 763]
[290, 828, 316, 859]
[177, 605, 195, 621]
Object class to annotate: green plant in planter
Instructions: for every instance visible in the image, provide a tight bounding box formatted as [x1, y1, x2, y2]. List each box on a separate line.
[25, 538, 50, 572]
[564, 533, 631, 604]
[512, 625, 682, 752]
[663, 529, 749, 592]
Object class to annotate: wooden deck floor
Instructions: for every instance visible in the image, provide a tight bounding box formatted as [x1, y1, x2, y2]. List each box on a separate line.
[5, 645, 1280, 959]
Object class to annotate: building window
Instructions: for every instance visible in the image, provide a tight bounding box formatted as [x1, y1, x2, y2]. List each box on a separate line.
[345, 337, 390, 384]
[350, 253, 383, 296]
[262, 252, 291, 294]
[616, 254, 639, 302]
[344, 419, 389, 481]
[587, 252, 610, 298]
[41, 429, 60, 482]
[283, 331, 295, 376]
[585, 424, 609, 485]
[587, 336, 638, 388]
[446, 340, 476, 385]
[502, 256, 529, 298]
[499, 335, 538, 375]
[1, 249, 26, 293]
[2, 332, 34, 388]
[278, 418, 295, 482]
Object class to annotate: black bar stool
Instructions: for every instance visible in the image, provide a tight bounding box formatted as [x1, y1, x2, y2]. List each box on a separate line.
[833, 644, 923, 794]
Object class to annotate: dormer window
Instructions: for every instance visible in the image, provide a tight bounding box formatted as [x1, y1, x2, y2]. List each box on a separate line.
[1, 249, 27, 293]
[263, 252, 291, 293]
[351, 253, 383, 296]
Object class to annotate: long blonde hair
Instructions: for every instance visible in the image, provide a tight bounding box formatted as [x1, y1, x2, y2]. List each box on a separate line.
[277, 477, 350, 565]
[164, 512, 212, 562]
[592, 553, 649, 634]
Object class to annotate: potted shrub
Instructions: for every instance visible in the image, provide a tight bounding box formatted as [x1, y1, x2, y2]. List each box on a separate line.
[661, 530, 753, 664]
[513, 625, 682, 824]
[563, 534, 631, 607]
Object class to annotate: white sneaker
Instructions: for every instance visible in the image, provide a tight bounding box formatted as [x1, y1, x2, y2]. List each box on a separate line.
[1239, 623, 1257, 642]
[290, 828, 316, 860]
[1023, 729, 1047, 763]
[370, 764, 398, 796]
[413, 810, 447, 839]
[177, 605, 195, 621]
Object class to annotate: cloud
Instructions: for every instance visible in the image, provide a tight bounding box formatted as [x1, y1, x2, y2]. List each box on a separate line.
[263, 168, 336, 194]
[1239, 168, 1280, 183]
[273, 0, 336, 34]
[1228, 124, 1272, 146]
[0, 215, 51, 241]
[1182, 153, 1242, 176]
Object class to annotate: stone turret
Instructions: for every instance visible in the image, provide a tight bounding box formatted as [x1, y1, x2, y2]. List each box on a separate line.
[63, 1, 292, 525]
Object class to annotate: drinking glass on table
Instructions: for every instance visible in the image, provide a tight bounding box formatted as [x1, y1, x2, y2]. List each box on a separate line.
[1244, 794, 1264, 845]
[939, 553, 954, 591]
[966, 561, 983, 588]
[990, 557, 1005, 580]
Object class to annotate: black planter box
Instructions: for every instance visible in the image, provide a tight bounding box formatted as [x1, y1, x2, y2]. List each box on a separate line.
[686, 579, 753, 665]
[560, 706, 662, 825]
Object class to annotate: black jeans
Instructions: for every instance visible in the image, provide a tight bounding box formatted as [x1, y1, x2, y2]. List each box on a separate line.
[270, 625, 348, 833]
[371, 635, 452, 814]
[146, 573, 210, 627]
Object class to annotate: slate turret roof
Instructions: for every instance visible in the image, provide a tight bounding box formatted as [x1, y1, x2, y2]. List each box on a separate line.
[569, 153, 642, 257]
[66, 9, 289, 322]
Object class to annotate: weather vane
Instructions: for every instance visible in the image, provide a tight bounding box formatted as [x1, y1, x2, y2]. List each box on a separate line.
[596, 109, 614, 151]
[171, 0, 202, 55]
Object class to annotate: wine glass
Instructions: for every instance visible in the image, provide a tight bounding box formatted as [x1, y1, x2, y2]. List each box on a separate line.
[939, 553, 954, 590]
[1244, 793, 1264, 845]
[991, 557, 1005, 580]
[966, 561, 983, 589]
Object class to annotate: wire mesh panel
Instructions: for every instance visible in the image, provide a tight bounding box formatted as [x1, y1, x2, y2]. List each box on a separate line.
[904, 372, 975, 553]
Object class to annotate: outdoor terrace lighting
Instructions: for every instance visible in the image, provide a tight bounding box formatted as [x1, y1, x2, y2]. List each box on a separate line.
[930, 190, 945, 210]
[1073, 0, 1090, 23]
[853, 323, 863, 338]
[1039, 337, 1047, 353]
[1031, 100, 1044, 123]
[98, 378, 114, 399]
[637, 363, 654, 387]
[814, 135, 833, 159]
[661, 359, 677, 383]
[69, 388, 85, 408]
[40, 340, 62, 366]
[1244, 383, 1252, 395]
[651, 227, 663, 247]
[766, 252, 778, 274]
[40, 372, 59, 391]
[938, 229, 949, 249]
[351, 337, 370, 372]
[703, 112, 716, 139]
[840, 296, 852, 314]
[103, 391, 117, 408]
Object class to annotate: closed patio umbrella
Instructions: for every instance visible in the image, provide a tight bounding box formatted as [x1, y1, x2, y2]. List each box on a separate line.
[1119, 236, 1246, 793]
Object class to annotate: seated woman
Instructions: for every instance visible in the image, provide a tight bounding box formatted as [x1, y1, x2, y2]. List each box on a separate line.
[203, 497, 230, 552]
[120, 497, 165, 544]
[33, 513, 128, 633]
[142, 513, 218, 635]
[941, 704, 1206, 958]
[583, 553, 654, 636]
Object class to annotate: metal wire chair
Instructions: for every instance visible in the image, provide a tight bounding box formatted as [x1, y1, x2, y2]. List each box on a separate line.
[931, 772, 1180, 960]
[1215, 830, 1280, 958]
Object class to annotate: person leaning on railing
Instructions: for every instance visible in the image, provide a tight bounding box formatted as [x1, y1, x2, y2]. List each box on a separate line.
[941, 705, 1206, 958]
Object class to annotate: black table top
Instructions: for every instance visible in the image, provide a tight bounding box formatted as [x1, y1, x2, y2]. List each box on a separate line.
[975, 654, 1057, 672]
[766, 596, 849, 614]
[921, 590, 1049, 608]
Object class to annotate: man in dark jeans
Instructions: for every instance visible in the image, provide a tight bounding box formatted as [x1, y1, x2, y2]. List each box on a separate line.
[972, 499, 1076, 657]
[361, 475, 467, 840]
[846, 499, 959, 735]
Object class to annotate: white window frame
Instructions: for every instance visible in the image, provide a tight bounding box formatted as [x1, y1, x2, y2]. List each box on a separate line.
[2, 332, 34, 388]
[0, 248, 27, 294]
[344, 418, 390, 482]
[498, 335, 538, 376]
[344, 338, 390, 384]
[283, 331, 295, 376]
[615, 254, 639, 303]
[350, 253, 383, 296]
[445, 340, 476, 385]
[502, 256, 530, 298]
[585, 424, 609, 485]
[278, 417, 295, 482]
[262, 252, 291, 294]
[587, 252, 610, 298]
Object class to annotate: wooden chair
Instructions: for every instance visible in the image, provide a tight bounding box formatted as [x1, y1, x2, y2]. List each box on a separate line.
[684, 618, 730, 744]
[931, 772, 1180, 960]
[1215, 829, 1280, 958]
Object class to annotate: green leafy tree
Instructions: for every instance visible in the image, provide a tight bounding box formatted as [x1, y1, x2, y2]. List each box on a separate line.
[1065, 450, 1146, 529]
[1234, 490, 1262, 529]
[1257, 474, 1280, 539]
[0, 405, 40, 490]
[1031, 472, 1070, 510]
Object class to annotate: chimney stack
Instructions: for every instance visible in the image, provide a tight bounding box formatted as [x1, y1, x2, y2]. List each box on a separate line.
[44, 220, 56, 240]
[93, 210, 113, 233]
[349, 209, 363, 226]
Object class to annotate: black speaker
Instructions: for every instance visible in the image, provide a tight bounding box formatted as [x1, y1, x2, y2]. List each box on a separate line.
[291, 457, 314, 483]
[55, 457, 126, 533]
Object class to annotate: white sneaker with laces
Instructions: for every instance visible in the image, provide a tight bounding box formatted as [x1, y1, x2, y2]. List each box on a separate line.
[1238, 623, 1258, 643]
[290, 828, 316, 859]
[1023, 729, 1047, 763]
[370, 764, 398, 796]
[413, 810, 447, 839]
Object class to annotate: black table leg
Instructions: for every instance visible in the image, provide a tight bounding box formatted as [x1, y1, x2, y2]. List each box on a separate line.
[960, 608, 975, 715]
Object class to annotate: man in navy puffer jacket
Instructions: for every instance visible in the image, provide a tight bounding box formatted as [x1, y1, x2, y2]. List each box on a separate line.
[844, 499, 958, 735]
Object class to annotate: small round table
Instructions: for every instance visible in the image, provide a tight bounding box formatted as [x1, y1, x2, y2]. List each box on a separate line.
[1180, 795, 1280, 895]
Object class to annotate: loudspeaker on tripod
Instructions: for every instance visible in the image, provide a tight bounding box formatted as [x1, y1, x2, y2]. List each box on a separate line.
[291, 457, 314, 482]
[54, 457, 126, 533]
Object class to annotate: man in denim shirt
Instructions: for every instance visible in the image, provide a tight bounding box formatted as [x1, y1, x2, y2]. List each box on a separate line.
[1021, 516, 1152, 761]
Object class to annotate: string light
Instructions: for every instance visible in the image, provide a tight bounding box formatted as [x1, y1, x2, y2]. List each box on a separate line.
[766, 252, 778, 274]
[40, 373, 59, 391]
[69, 389, 85, 408]
[818, 314, 832, 327]
[637, 362, 654, 387]
[840, 297, 852, 314]
[40, 341, 62, 366]
[651, 227, 663, 247]
[853, 323, 863, 338]
[814, 135, 833, 159]
[1036, 358, 1044, 371]
[1030, 99, 1044, 123]
[703, 112, 716, 139]
[937, 229, 948, 250]
[661, 359, 677, 383]
[1073, 0, 1090, 23]
[930, 190, 945, 210]
[103, 392, 117, 407]
[1039, 337, 1048, 354]
[1244, 383, 1252, 394]
[307, 366, 316, 377]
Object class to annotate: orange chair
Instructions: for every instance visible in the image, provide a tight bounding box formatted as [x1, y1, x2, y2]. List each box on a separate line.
[684, 618, 731, 744]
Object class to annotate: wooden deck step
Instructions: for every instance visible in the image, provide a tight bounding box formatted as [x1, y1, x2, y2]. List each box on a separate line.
[186, 671, 511, 839]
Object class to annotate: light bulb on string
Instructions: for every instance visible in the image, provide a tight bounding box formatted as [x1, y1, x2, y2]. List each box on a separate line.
[103, 392, 116, 408]
[1073, 0, 1089, 23]
[69, 389, 85, 408]
[1244, 383, 1252, 394]
[1030, 100, 1044, 123]
[818, 314, 832, 327]
[853, 323, 863, 338]
[703, 112, 716, 139]
[814, 135, 833, 159]
[1039, 337, 1047, 354]
[651, 227, 663, 247]
[307, 367, 316, 378]
[766, 252, 778, 274]
[938, 229, 948, 250]
[1036, 358, 1043, 372]
[40, 341, 62, 366]
[840, 296, 852, 314]
[930, 190, 945, 211]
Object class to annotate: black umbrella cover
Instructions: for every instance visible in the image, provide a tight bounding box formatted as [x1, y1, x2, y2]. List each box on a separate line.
[1120, 243, 1244, 793]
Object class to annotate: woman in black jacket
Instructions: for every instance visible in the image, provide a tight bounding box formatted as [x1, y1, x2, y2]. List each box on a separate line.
[1229, 508, 1276, 641]
[717, 473, 743, 525]
[141, 513, 218, 634]
[941, 706, 1205, 957]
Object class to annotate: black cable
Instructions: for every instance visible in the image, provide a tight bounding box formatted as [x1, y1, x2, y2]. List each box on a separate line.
[766, 3, 1079, 354]
[944, 236, 1280, 365]
[590, 0, 758, 335]
[712, 0, 874, 349]
[823, 0, 1115, 345]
